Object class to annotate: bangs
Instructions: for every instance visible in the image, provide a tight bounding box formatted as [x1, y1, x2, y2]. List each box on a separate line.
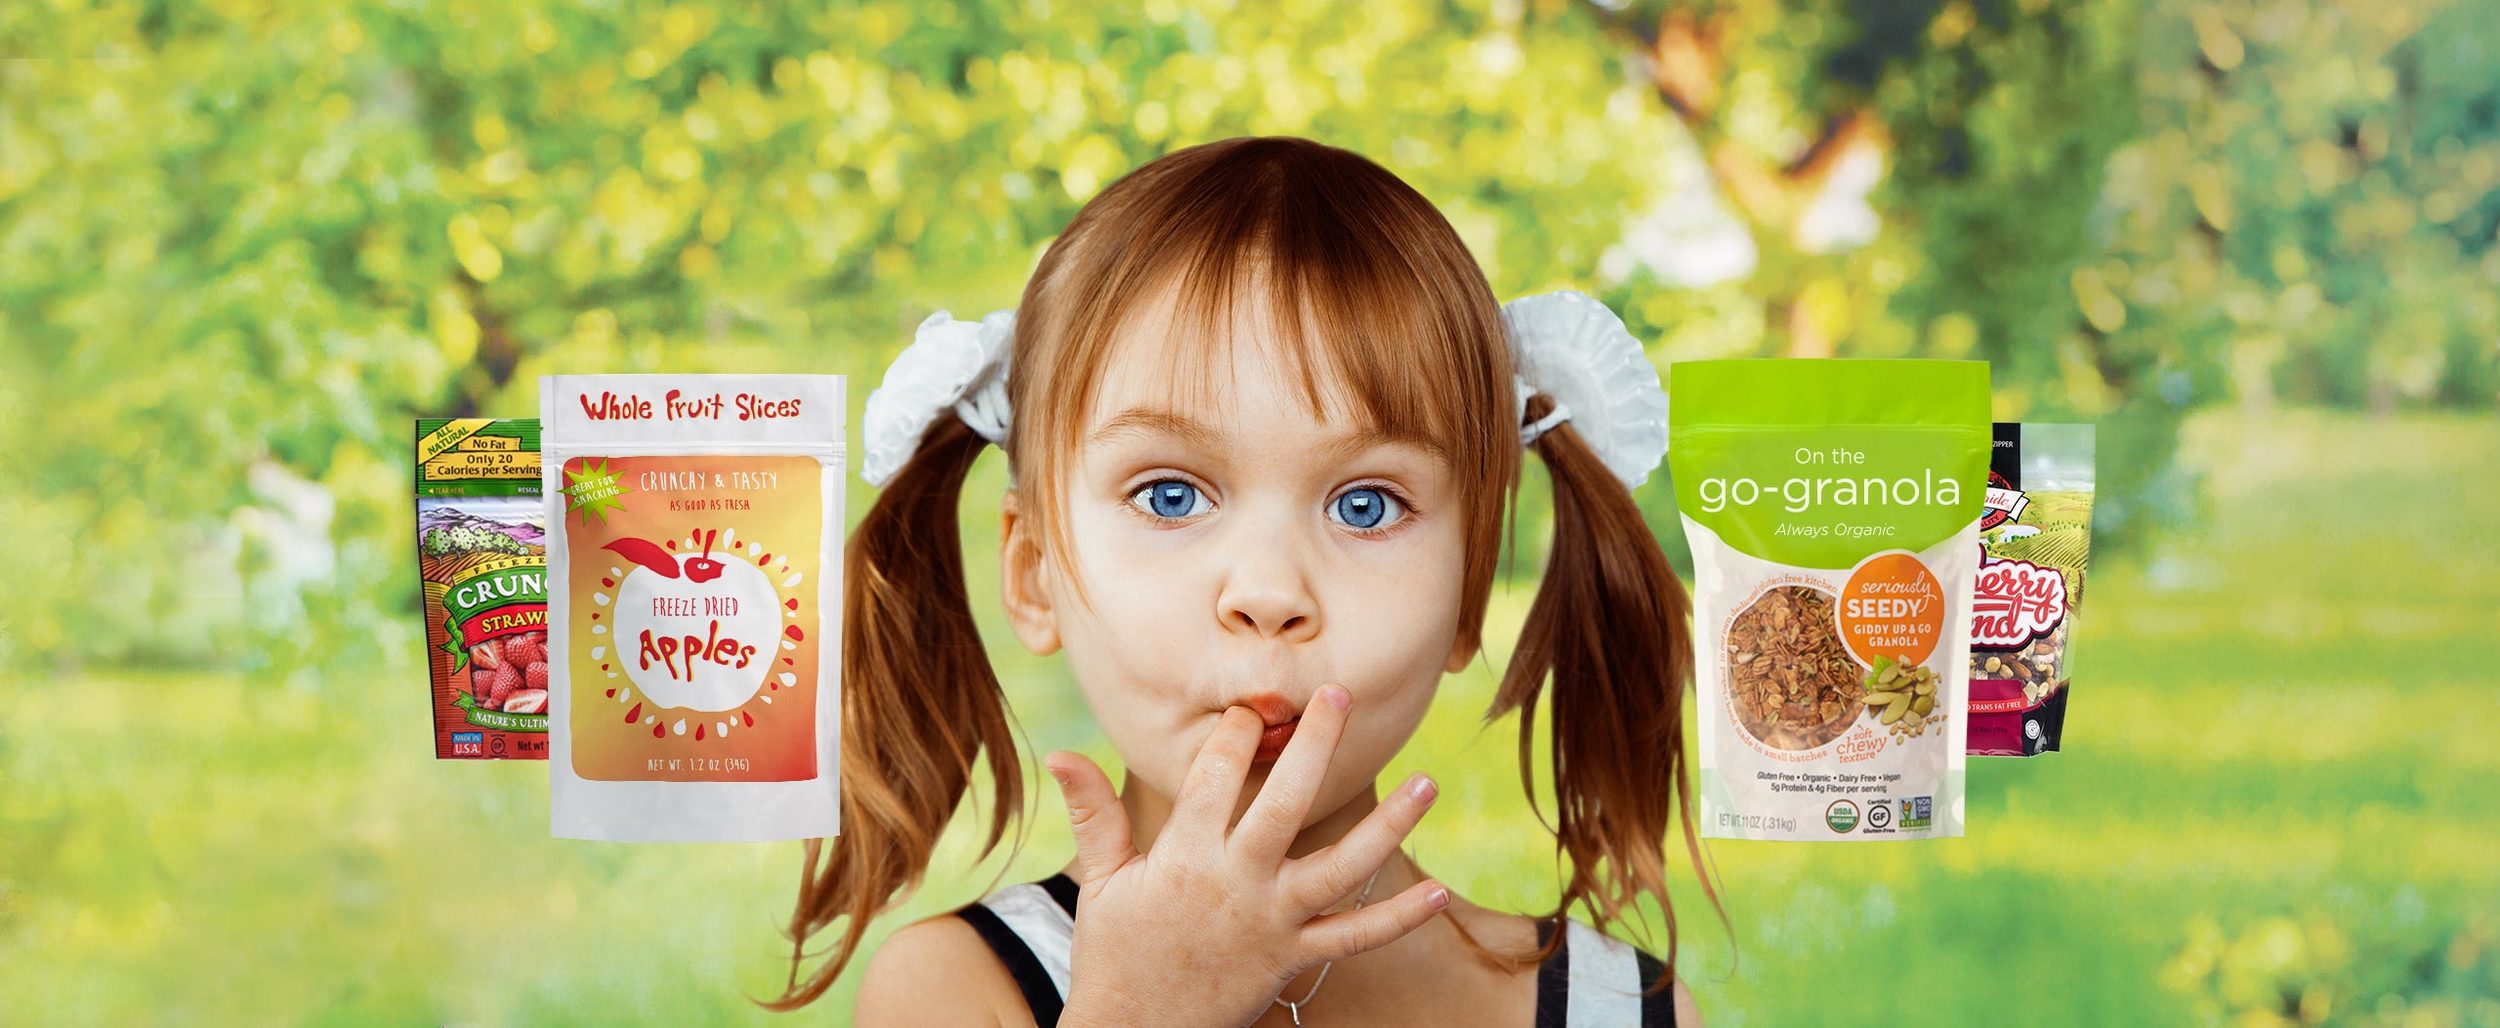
[1006, 137, 1518, 644]
[1107, 235, 1465, 467]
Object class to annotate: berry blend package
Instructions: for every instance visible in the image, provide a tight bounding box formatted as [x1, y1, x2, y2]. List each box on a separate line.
[417, 418, 549, 760]
[1966, 422, 2095, 756]
[542, 375, 844, 842]
[1669, 359, 1990, 841]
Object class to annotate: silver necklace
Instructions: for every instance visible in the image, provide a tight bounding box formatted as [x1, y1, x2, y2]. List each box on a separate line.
[1271, 863, 1386, 1027]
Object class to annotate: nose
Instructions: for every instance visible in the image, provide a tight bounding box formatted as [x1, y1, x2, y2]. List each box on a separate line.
[1216, 533, 1322, 643]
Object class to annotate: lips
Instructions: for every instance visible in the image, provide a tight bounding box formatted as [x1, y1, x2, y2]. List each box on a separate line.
[1235, 691, 1302, 764]
[1255, 719, 1300, 763]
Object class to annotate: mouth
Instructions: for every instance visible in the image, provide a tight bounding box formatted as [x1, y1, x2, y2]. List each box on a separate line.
[1233, 691, 1303, 764]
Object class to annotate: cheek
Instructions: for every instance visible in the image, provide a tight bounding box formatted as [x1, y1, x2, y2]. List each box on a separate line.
[1055, 503, 1212, 669]
[1308, 523, 1468, 800]
[1047, 504, 1208, 787]
[1330, 521, 1470, 672]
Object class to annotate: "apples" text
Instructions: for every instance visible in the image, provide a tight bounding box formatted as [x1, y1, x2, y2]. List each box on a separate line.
[637, 619, 758, 682]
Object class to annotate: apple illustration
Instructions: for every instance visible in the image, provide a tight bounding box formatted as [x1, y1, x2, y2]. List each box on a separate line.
[682, 528, 728, 583]
[607, 532, 780, 712]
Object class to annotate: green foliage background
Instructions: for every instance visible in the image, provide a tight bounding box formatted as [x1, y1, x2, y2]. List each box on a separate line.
[2, 0, 2495, 1023]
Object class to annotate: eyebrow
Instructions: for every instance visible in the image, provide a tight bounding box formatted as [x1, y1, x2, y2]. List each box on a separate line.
[1084, 406, 1449, 465]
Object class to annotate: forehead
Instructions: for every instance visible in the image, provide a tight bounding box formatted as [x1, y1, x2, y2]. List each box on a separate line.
[1075, 280, 1460, 477]
[1090, 281, 1336, 423]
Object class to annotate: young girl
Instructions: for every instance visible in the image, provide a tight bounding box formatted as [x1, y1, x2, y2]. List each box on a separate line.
[770, 136, 1713, 1026]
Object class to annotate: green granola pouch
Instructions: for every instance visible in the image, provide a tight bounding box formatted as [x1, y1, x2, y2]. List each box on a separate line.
[1669, 359, 1990, 841]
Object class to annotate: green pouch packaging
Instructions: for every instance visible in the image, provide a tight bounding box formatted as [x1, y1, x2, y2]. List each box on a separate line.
[1668, 360, 1990, 841]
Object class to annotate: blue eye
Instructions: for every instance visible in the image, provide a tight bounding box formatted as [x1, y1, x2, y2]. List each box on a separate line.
[1131, 479, 1209, 520]
[1329, 487, 1404, 532]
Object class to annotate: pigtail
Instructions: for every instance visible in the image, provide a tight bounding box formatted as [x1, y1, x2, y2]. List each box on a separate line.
[1489, 393, 1723, 995]
[762, 414, 1025, 1011]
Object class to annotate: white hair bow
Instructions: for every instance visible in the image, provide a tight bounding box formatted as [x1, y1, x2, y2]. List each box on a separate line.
[1501, 291, 1671, 488]
[858, 309, 1016, 488]
[859, 291, 1667, 490]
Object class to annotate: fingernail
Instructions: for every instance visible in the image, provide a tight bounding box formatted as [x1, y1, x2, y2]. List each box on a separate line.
[1046, 764, 1070, 787]
[1408, 773, 1437, 804]
[1322, 684, 1351, 711]
[1426, 884, 1451, 910]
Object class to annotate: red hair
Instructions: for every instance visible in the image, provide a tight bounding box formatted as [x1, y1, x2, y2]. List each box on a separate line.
[766, 136, 1714, 1009]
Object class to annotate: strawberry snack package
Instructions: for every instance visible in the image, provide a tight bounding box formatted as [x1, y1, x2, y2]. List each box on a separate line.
[416, 417, 550, 760]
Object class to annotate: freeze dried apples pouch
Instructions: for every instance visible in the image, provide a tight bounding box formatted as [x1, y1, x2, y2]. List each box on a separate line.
[1967, 422, 2095, 756]
[542, 375, 843, 842]
[1669, 359, 1990, 841]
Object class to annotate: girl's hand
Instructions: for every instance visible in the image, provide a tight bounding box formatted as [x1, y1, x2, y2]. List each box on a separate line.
[1045, 684, 1448, 1028]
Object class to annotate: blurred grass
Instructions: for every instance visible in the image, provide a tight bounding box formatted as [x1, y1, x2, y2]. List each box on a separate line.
[2, 407, 2493, 1024]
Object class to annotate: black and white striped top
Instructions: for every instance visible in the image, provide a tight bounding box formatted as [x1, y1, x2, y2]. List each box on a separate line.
[954, 873, 1679, 1026]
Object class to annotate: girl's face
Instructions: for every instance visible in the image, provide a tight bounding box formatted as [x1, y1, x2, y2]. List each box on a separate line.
[1002, 284, 1476, 831]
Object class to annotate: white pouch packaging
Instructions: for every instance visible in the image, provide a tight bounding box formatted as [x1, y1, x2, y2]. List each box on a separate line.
[542, 374, 843, 842]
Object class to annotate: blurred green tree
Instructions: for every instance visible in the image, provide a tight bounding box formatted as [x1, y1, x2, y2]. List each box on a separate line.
[2, 0, 2488, 674]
